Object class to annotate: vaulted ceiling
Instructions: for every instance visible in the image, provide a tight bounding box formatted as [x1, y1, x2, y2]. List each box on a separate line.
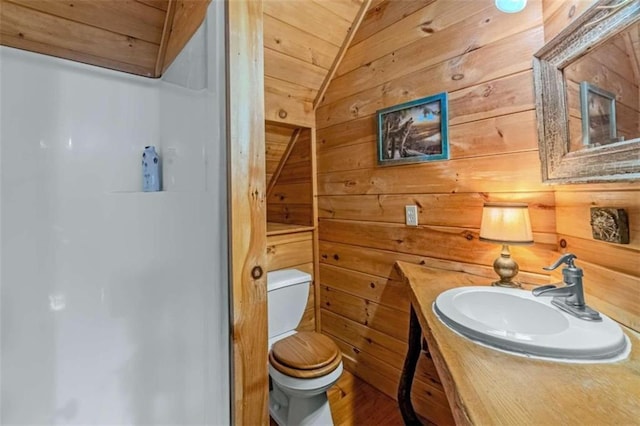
[262, 0, 367, 126]
[0, 0, 371, 184]
[0, 0, 210, 77]
[262, 0, 369, 183]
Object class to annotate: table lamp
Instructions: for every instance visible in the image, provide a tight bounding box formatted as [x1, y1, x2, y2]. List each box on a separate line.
[479, 203, 533, 288]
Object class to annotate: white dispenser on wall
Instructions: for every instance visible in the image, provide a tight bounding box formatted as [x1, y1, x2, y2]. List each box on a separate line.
[142, 145, 161, 191]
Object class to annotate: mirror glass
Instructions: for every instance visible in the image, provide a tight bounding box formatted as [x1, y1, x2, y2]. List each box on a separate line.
[564, 21, 640, 152]
[533, 0, 640, 184]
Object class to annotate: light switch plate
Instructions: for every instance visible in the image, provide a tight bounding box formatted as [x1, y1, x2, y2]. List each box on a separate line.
[405, 205, 418, 226]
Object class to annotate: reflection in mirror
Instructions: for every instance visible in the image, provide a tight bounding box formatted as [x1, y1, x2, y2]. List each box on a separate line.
[533, 0, 640, 184]
[564, 21, 640, 152]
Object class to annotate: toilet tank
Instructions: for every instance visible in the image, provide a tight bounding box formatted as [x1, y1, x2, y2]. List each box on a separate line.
[267, 269, 312, 340]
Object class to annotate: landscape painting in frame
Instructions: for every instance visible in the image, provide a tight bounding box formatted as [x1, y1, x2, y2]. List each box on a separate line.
[377, 92, 449, 165]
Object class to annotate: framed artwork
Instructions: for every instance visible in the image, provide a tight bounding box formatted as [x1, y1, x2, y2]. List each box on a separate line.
[377, 92, 449, 165]
[580, 81, 617, 147]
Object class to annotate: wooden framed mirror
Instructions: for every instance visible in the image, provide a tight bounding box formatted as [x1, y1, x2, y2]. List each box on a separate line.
[533, 0, 640, 184]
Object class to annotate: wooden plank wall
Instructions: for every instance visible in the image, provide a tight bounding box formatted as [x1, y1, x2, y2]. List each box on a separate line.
[262, 0, 363, 127]
[314, 1, 640, 423]
[266, 231, 316, 332]
[267, 128, 314, 226]
[544, 0, 640, 332]
[542, 0, 597, 42]
[266, 123, 297, 185]
[315, 0, 556, 423]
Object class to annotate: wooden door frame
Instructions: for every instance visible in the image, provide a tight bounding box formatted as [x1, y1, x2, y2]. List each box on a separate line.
[226, 0, 268, 424]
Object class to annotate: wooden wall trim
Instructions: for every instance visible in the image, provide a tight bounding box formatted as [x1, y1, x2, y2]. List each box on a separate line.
[155, 0, 177, 76]
[310, 127, 321, 331]
[227, 0, 268, 424]
[314, 0, 372, 108]
[162, 0, 211, 74]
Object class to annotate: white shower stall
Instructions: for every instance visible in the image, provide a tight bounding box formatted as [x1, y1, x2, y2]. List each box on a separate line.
[0, 2, 229, 424]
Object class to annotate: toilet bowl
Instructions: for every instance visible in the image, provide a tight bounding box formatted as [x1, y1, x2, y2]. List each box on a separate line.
[267, 270, 343, 426]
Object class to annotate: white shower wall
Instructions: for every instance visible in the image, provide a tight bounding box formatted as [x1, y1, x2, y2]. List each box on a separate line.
[0, 2, 228, 424]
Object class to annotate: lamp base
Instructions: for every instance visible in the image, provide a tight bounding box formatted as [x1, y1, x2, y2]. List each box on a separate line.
[491, 244, 522, 289]
[490, 279, 522, 289]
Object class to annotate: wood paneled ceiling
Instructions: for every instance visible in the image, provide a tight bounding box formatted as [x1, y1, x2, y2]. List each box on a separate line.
[263, 0, 369, 125]
[0, 0, 371, 191]
[263, 0, 370, 182]
[0, 0, 369, 91]
[0, 0, 210, 77]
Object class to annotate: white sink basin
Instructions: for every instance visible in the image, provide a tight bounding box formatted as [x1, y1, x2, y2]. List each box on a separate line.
[434, 286, 630, 362]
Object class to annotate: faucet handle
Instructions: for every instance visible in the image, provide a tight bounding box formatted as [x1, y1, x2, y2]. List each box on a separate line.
[544, 253, 577, 271]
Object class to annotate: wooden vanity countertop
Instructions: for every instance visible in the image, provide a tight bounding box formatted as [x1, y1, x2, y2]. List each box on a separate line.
[395, 261, 640, 425]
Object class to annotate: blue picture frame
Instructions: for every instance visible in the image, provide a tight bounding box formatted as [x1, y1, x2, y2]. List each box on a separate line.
[377, 92, 449, 166]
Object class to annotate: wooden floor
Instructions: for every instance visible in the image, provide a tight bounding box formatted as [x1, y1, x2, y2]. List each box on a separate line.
[270, 370, 404, 425]
[327, 370, 404, 425]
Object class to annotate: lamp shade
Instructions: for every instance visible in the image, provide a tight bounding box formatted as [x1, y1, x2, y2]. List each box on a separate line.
[479, 203, 533, 245]
[495, 0, 527, 13]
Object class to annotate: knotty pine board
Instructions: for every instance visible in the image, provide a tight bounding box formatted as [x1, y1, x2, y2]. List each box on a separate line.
[265, 75, 316, 104]
[337, 0, 488, 78]
[317, 191, 555, 231]
[8, 0, 164, 44]
[555, 190, 640, 249]
[263, 13, 338, 70]
[324, 5, 542, 106]
[315, 1, 552, 420]
[317, 151, 548, 195]
[319, 240, 550, 285]
[1, 0, 209, 78]
[314, 2, 640, 423]
[542, 0, 597, 42]
[319, 219, 555, 273]
[266, 123, 296, 180]
[266, 204, 313, 226]
[319, 68, 537, 129]
[0, 1, 158, 70]
[265, 48, 327, 91]
[266, 232, 313, 271]
[350, 0, 434, 46]
[267, 129, 313, 225]
[263, 0, 352, 47]
[311, 0, 364, 22]
[320, 263, 411, 311]
[264, 88, 315, 127]
[321, 309, 409, 368]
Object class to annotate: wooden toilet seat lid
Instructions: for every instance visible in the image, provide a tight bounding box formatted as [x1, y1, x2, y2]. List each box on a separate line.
[270, 332, 342, 379]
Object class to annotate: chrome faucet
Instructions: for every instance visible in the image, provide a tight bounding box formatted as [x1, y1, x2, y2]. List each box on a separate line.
[532, 254, 602, 321]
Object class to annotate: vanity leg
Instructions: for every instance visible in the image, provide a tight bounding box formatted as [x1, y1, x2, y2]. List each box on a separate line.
[398, 305, 423, 426]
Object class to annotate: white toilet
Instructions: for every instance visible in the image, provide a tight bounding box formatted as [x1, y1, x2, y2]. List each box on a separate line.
[267, 269, 344, 426]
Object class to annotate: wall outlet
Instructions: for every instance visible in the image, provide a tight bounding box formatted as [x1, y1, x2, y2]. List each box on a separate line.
[405, 205, 418, 226]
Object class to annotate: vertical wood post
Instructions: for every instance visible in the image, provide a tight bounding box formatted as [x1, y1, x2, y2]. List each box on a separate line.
[227, 0, 268, 424]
